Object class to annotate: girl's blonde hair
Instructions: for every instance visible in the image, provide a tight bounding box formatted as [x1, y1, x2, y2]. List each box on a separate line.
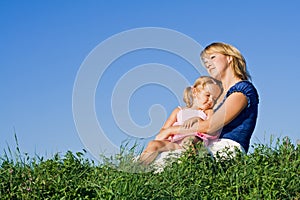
[200, 42, 251, 81]
[183, 76, 223, 108]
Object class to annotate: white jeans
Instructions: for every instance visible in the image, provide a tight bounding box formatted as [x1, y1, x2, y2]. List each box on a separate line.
[206, 138, 246, 158]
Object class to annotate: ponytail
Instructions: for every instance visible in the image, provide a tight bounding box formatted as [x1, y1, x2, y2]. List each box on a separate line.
[183, 86, 193, 108]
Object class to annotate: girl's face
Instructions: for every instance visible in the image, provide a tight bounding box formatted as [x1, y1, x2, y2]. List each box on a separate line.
[193, 84, 222, 110]
[202, 52, 231, 80]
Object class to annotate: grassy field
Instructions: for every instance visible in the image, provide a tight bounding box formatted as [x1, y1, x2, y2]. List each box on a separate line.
[1, 137, 299, 199]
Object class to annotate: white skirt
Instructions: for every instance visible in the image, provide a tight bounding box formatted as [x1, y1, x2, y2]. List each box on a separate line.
[206, 138, 246, 158]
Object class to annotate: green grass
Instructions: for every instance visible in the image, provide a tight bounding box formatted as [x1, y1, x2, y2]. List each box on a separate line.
[1, 137, 299, 199]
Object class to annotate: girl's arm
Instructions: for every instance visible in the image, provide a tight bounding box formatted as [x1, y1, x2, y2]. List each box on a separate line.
[160, 107, 180, 130]
[154, 107, 180, 140]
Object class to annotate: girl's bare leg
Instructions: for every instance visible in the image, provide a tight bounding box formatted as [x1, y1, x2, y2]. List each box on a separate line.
[139, 140, 181, 165]
[180, 136, 202, 154]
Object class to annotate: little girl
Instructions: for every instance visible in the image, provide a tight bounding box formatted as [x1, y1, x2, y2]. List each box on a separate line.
[139, 76, 223, 165]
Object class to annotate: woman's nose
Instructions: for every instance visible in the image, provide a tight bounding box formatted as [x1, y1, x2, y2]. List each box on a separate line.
[204, 60, 212, 69]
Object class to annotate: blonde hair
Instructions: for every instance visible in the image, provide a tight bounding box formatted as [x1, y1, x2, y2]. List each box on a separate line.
[200, 42, 251, 80]
[183, 76, 223, 108]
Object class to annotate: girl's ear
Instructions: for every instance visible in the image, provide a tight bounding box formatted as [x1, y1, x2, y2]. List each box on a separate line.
[192, 87, 197, 97]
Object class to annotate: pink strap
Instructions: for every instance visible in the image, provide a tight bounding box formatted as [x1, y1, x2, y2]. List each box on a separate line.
[196, 132, 219, 146]
[169, 132, 220, 146]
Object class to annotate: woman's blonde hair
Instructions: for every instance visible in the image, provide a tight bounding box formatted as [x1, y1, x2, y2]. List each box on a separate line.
[200, 42, 251, 81]
[183, 76, 223, 108]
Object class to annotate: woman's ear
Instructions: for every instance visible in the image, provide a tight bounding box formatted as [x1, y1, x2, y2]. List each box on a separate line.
[227, 55, 233, 63]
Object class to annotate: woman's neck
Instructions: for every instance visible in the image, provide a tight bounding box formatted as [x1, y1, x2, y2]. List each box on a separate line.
[221, 73, 242, 92]
[214, 73, 242, 107]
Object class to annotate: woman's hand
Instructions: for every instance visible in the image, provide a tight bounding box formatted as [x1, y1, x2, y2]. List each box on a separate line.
[155, 128, 172, 140]
[182, 117, 201, 129]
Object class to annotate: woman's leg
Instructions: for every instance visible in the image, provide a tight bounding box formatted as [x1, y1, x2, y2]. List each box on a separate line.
[206, 139, 245, 159]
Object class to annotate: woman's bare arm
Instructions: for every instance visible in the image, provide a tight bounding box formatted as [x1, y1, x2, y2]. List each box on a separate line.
[194, 92, 248, 134]
[155, 92, 248, 139]
[176, 92, 248, 137]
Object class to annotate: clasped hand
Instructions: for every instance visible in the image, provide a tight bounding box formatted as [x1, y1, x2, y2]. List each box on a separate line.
[155, 117, 201, 140]
[182, 117, 200, 129]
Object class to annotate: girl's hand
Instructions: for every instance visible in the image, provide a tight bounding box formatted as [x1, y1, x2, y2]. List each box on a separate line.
[182, 117, 201, 129]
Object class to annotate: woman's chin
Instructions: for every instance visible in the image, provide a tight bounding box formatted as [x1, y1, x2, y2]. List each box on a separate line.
[209, 71, 221, 80]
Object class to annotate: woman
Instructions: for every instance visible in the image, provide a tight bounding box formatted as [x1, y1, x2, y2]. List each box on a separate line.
[156, 42, 259, 157]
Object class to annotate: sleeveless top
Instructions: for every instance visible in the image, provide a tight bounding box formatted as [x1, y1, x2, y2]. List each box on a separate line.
[215, 81, 259, 152]
[171, 107, 219, 146]
[173, 107, 207, 126]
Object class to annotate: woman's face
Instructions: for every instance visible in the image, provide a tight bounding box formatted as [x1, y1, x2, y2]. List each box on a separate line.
[202, 52, 231, 80]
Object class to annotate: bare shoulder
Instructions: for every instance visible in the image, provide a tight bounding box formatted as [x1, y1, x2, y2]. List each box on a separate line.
[171, 106, 181, 114]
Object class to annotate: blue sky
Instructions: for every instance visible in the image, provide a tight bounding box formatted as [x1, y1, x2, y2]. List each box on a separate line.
[1, 1, 300, 160]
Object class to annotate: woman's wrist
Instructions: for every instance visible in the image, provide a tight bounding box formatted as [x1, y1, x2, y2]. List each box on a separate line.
[199, 120, 212, 134]
[156, 128, 171, 140]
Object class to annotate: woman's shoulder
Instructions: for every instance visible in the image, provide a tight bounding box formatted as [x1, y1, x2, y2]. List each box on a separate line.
[227, 80, 259, 106]
[227, 81, 258, 95]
